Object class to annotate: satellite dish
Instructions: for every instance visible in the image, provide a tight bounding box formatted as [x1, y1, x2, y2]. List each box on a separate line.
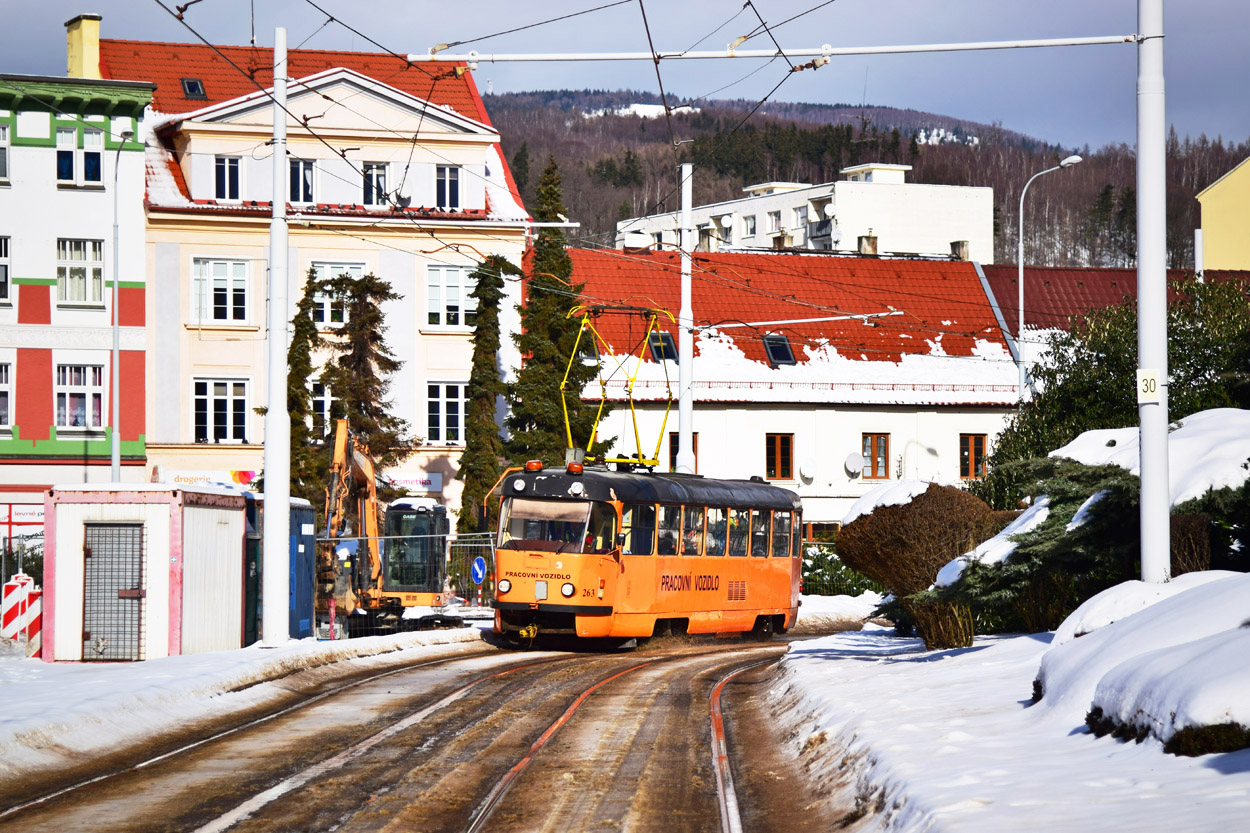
[719, 215, 733, 229]
[823, 203, 836, 219]
[844, 453, 864, 475]
[799, 460, 816, 482]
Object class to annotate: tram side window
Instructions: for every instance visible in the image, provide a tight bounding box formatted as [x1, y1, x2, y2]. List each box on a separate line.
[751, 509, 770, 557]
[681, 506, 705, 556]
[705, 507, 727, 556]
[727, 507, 750, 557]
[791, 513, 802, 559]
[587, 501, 618, 553]
[657, 505, 681, 555]
[621, 503, 656, 555]
[772, 510, 791, 560]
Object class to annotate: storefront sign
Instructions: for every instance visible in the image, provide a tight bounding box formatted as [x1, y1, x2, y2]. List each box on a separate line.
[388, 472, 443, 494]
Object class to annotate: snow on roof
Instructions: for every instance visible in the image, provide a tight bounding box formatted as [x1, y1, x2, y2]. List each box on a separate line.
[49, 482, 248, 499]
[1049, 407, 1250, 506]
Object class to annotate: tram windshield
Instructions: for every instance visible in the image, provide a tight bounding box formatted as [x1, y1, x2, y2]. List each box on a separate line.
[498, 498, 617, 553]
[382, 510, 443, 593]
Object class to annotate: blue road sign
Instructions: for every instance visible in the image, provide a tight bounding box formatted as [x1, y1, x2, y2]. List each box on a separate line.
[471, 556, 487, 585]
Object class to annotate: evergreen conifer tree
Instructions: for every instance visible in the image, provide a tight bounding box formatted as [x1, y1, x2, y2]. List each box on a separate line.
[505, 157, 607, 466]
[287, 268, 330, 507]
[457, 255, 520, 533]
[319, 271, 412, 469]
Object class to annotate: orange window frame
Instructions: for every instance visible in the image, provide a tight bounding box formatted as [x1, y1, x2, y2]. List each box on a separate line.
[862, 433, 890, 479]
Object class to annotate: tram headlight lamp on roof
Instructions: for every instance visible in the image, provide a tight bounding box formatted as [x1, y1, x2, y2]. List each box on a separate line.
[497, 579, 512, 594]
[511, 479, 526, 492]
[569, 481, 585, 496]
[561, 582, 576, 598]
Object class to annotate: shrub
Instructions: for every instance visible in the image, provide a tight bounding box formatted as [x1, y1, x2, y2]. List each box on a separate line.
[1169, 514, 1211, 576]
[802, 541, 885, 596]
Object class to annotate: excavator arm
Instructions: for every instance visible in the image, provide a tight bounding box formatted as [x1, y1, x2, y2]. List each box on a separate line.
[323, 419, 383, 612]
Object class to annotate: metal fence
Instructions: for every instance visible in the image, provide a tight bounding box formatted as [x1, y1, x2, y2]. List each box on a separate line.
[799, 540, 886, 597]
[447, 532, 496, 608]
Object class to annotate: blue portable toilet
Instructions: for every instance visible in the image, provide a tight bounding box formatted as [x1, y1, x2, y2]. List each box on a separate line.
[242, 494, 316, 641]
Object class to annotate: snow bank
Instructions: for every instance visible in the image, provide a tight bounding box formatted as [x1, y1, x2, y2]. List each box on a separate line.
[934, 497, 1050, 587]
[841, 480, 936, 526]
[1035, 572, 1250, 720]
[1051, 570, 1240, 646]
[1050, 408, 1250, 506]
[794, 592, 883, 632]
[1092, 625, 1250, 744]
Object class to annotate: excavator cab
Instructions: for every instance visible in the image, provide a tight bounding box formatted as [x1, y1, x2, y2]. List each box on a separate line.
[382, 498, 449, 595]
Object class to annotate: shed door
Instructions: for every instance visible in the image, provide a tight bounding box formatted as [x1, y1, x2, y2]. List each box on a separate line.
[82, 523, 146, 662]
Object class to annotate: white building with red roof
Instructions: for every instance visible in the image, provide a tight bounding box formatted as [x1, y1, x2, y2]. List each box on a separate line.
[66, 15, 528, 508]
[565, 248, 1018, 525]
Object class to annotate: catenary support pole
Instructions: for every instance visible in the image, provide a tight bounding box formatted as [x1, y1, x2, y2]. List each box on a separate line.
[262, 27, 291, 643]
[676, 163, 695, 474]
[1137, 0, 1169, 583]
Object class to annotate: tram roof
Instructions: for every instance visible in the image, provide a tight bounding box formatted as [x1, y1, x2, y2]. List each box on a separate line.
[504, 467, 801, 512]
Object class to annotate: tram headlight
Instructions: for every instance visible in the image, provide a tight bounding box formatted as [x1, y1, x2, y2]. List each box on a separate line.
[497, 579, 512, 594]
[561, 582, 576, 598]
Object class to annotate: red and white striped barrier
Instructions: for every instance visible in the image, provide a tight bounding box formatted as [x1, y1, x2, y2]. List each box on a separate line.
[2, 574, 42, 657]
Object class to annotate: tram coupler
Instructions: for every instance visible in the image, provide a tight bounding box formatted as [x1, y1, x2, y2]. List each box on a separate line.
[518, 624, 539, 641]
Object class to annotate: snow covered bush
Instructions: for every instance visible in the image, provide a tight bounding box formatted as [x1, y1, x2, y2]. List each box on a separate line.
[837, 483, 995, 649]
[801, 541, 884, 597]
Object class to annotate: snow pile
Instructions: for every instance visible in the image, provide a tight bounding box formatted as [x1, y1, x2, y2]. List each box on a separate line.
[1035, 572, 1250, 725]
[793, 591, 884, 632]
[1050, 407, 1250, 505]
[934, 497, 1050, 587]
[1051, 570, 1240, 646]
[841, 480, 938, 526]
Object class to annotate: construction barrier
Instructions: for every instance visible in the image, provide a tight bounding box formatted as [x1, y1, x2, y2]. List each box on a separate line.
[2, 573, 41, 657]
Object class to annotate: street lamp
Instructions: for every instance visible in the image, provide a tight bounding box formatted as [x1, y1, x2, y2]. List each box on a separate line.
[111, 127, 134, 481]
[1017, 154, 1082, 400]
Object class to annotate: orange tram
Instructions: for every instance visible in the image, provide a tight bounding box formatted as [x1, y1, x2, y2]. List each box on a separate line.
[493, 460, 803, 642]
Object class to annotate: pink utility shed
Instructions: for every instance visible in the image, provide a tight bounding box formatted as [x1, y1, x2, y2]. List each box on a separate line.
[43, 484, 247, 662]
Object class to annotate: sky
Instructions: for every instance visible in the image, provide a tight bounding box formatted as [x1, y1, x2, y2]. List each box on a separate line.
[7, 1, 1250, 151]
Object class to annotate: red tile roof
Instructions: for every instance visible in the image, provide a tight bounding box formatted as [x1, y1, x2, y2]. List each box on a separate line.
[99, 40, 489, 124]
[559, 250, 1008, 366]
[982, 265, 1250, 336]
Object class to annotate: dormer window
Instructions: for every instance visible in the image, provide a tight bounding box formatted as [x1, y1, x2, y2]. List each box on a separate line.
[648, 331, 677, 363]
[762, 333, 796, 367]
[181, 78, 207, 99]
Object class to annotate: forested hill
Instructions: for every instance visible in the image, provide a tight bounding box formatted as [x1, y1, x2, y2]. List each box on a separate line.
[484, 89, 1250, 268]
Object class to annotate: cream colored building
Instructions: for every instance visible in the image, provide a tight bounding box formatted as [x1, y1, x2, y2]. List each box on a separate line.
[1197, 156, 1250, 270]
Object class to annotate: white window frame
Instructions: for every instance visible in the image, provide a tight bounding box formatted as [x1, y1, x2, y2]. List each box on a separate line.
[427, 382, 467, 445]
[363, 162, 388, 206]
[55, 363, 105, 431]
[310, 381, 336, 436]
[56, 127, 77, 184]
[215, 155, 240, 200]
[793, 206, 808, 228]
[0, 362, 10, 429]
[743, 215, 756, 237]
[56, 238, 104, 306]
[192, 258, 249, 324]
[290, 158, 315, 204]
[767, 210, 782, 233]
[193, 377, 250, 444]
[426, 265, 476, 328]
[435, 165, 460, 210]
[82, 129, 103, 184]
[0, 124, 9, 181]
[309, 261, 363, 328]
[0, 236, 9, 303]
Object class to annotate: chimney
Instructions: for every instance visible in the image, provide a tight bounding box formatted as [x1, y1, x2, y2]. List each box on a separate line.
[66, 14, 103, 80]
[857, 234, 878, 256]
[621, 231, 654, 254]
[950, 240, 970, 261]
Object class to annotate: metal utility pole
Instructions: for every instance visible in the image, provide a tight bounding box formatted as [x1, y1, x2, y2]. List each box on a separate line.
[1136, 0, 1170, 582]
[262, 27, 291, 644]
[676, 163, 695, 474]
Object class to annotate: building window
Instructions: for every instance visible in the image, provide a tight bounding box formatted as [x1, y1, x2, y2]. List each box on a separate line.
[309, 262, 362, 327]
[765, 433, 793, 480]
[194, 378, 248, 443]
[648, 330, 677, 363]
[192, 258, 248, 323]
[363, 162, 387, 206]
[56, 239, 104, 305]
[743, 215, 756, 237]
[310, 382, 335, 436]
[83, 129, 103, 183]
[0, 236, 9, 302]
[669, 431, 698, 473]
[436, 165, 460, 210]
[180, 78, 207, 99]
[0, 363, 10, 428]
[289, 158, 314, 203]
[793, 206, 808, 228]
[426, 265, 476, 327]
[767, 210, 781, 233]
[56, 128, 76, 183]
[0, 124, 9, 180]
[762, 333, 796, 367]
[427, 383, 466, 444]
[215, 156, 240, 200]
[862, 433, 889, 479]
[55, 364, 104, 430]
[961, 433, 987, 479]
